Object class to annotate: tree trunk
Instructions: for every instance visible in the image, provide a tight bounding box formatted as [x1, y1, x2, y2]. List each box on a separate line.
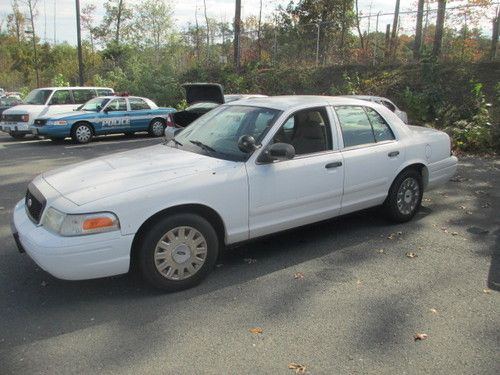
[413, 0, 424, 60]
[116, 0, 123, 43]
[27, 0, 39, 87]
[234, 0, 241, 71]
[432, 0, 447, 59]
[203, 0, 210, 62]
[390, 0, 400, 58]
[491, 8, 500, 61]
[355, 0, 365, 50]
[257, 0, 262, 61]
[384, 24, 391, 61]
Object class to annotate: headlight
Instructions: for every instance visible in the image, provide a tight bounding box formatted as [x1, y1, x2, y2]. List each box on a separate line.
[47, 120, 68, 126]
[42, 207, 120, 236]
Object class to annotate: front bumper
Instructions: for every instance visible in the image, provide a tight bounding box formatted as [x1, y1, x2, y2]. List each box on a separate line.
[31, 125, 71, 137]
[1, 122, 31, 134]
[12, 199, 133, 280]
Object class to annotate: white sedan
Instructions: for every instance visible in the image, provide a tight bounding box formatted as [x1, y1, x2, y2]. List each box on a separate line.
[12, 96, 457, 291]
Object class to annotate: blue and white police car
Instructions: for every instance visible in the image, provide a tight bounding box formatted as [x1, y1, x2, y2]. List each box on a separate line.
[31, 95, 176, 144]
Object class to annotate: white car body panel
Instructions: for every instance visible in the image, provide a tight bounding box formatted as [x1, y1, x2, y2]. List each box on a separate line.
[12, 96, 458, 281]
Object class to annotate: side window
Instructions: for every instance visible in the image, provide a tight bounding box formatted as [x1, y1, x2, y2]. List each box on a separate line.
[73, 89, 96, 104]
[106, 98, 127, 112]
[49, 90, 73, 105]
[97, 89, 113, 96]
[365, 107, 395, 142]
[335, 106, 375, 147]
[273, 107, 331, 155]
[129, 98, 150, 110]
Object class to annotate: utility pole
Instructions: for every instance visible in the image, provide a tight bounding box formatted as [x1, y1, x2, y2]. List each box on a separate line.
[75, 0, 84, 85]
[27, 0, 40, 87]
[234, 0, 241, 72]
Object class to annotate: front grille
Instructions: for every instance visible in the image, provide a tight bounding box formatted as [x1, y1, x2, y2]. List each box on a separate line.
[34, 119, 47, 127]
[25, 184, 46, 224]
[3, 114, 24, 122]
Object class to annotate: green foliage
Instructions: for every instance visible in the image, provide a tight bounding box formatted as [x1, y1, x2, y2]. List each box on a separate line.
[51, 73, 69, 87]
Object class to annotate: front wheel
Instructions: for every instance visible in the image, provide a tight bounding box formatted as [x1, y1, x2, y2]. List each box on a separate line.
[138, 213, 219, 291]
[148, 119, 165, 137]
[384, 169, 423, 223]
[71, 123, 93, 144]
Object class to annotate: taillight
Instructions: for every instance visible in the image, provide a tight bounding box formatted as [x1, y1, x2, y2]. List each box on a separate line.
[21, 114, 29, 122]
[166, 114, 175, 127]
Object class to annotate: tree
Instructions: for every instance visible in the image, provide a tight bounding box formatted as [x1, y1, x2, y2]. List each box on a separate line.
[413, 0, 425, 60]
[97, 0, 134, 45]
[390, 0, 400, 58]
[23, 0, 40, 87]
[355, 0, 365, 50]
[134, 0, 173, 62]
[81, 4, 97, 52]
[7, 0, 25, 43]
[432, 0, 447, 59]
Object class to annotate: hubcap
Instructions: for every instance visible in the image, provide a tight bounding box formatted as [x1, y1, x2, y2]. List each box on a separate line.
[154, 226, 207, 281]
[151, 121, 164, 136]
[76, 126, 91, 142]
[396, 177, 420, 215]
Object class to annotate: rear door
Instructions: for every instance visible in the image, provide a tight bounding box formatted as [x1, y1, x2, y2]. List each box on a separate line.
[128, 97, 153, 130]
[334, 105, 404, 214]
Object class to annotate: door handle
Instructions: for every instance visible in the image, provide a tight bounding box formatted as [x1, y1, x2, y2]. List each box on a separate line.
[325, 161, 342, 169]
[388, 151, 400, 157]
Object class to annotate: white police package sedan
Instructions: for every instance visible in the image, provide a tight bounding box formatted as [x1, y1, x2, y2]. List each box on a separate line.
[12, 96, 457, 291]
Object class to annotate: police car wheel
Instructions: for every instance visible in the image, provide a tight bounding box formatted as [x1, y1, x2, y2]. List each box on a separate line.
[149, 119, 165, 137]
[72, 123, 93, 144]
[10, 133, 26, 139]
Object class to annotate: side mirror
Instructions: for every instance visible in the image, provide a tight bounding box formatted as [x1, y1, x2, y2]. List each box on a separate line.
[164, 127, 181, 141]
[258, 143, 295, 163]
[237, 135, 257, 153]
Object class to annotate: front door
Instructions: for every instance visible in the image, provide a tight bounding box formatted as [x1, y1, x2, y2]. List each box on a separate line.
[247, 107, 344, 239]
[99, 98, 130, 133]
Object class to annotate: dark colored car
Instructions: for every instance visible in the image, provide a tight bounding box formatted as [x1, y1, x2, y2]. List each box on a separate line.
[172, 83, 266, 127]
[0, 96, 23, 117]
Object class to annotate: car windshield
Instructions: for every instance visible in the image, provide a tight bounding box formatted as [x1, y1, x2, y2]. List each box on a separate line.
[81, 97, 110, 112]
[24, 89, 53, 105]
[172, 105, 282, 162]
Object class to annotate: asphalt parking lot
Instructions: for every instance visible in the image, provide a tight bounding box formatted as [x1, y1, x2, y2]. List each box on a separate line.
[0, 132, 498, 375]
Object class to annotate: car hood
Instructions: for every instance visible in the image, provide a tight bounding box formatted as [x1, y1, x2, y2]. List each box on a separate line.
[39, 111, 94, 120]
[42, 144, 232, 206]
[2, 104, 45, 116]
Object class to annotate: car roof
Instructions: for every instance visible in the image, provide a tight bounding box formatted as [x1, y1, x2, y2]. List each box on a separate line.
[342, 95, 392, 101]
[32, 87, 114, 90]
[224, 95, 375, 111]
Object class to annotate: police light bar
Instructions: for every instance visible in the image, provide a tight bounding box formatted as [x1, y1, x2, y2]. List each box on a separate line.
[116, 92, 130, 97]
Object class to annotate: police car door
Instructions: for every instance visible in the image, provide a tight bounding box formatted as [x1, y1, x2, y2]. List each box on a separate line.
[100, 98, 130, 133]
[128, 97, 153, 130]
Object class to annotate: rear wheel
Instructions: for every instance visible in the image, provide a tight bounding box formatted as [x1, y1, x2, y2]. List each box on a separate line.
[148, 119, 165, 137]
[384, 169, 423, 223]
[71, 123, 93, 144]
[138, 213, 219, 291]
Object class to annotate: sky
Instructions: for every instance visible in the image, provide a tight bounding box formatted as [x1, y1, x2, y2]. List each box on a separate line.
[0, 0, 495, 45]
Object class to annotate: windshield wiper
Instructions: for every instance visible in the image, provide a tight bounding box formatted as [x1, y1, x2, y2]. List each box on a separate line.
[190, 140, 216, 153]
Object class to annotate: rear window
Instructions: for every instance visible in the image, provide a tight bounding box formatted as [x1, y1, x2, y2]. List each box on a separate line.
[129, 98, 150, 110]
[73, 89, 96, 104]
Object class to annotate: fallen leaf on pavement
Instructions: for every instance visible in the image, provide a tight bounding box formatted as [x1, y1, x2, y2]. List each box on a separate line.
[414, 333, 428, 341]
[41, 281, 48, 287]
[294, 272, 304, 280]
[483, 288, 491, 294]
[459, 205, 466, 210]
[440, 227, 449, 233]
[288, 363, 306, 374]
[377, 249, 385, 254]
[430, 308, 438, 314]
[451, 232, 458, 236]
[466, 211, 473, 215]
[249, 327, 263, 334]
[243, 258, 257, 264]
[405, 252, 418, 258]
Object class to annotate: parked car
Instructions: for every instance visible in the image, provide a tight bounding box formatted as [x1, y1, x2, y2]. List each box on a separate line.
[31, 95, 176, 144]
[0, 96, 23, 117]
[342, 95, 408, 123]
[0, 86, 114, 139]
[12, 96, 457, 291]
[172, 83, 266, 127]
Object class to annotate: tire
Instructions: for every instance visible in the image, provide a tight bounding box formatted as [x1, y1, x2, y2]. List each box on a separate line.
[10, 133, 26, 139]
[71, 123, 93, 144]
[384, 169, 423, 223]
[148, 118, 165, 137]
[138, 213, 219, 291]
